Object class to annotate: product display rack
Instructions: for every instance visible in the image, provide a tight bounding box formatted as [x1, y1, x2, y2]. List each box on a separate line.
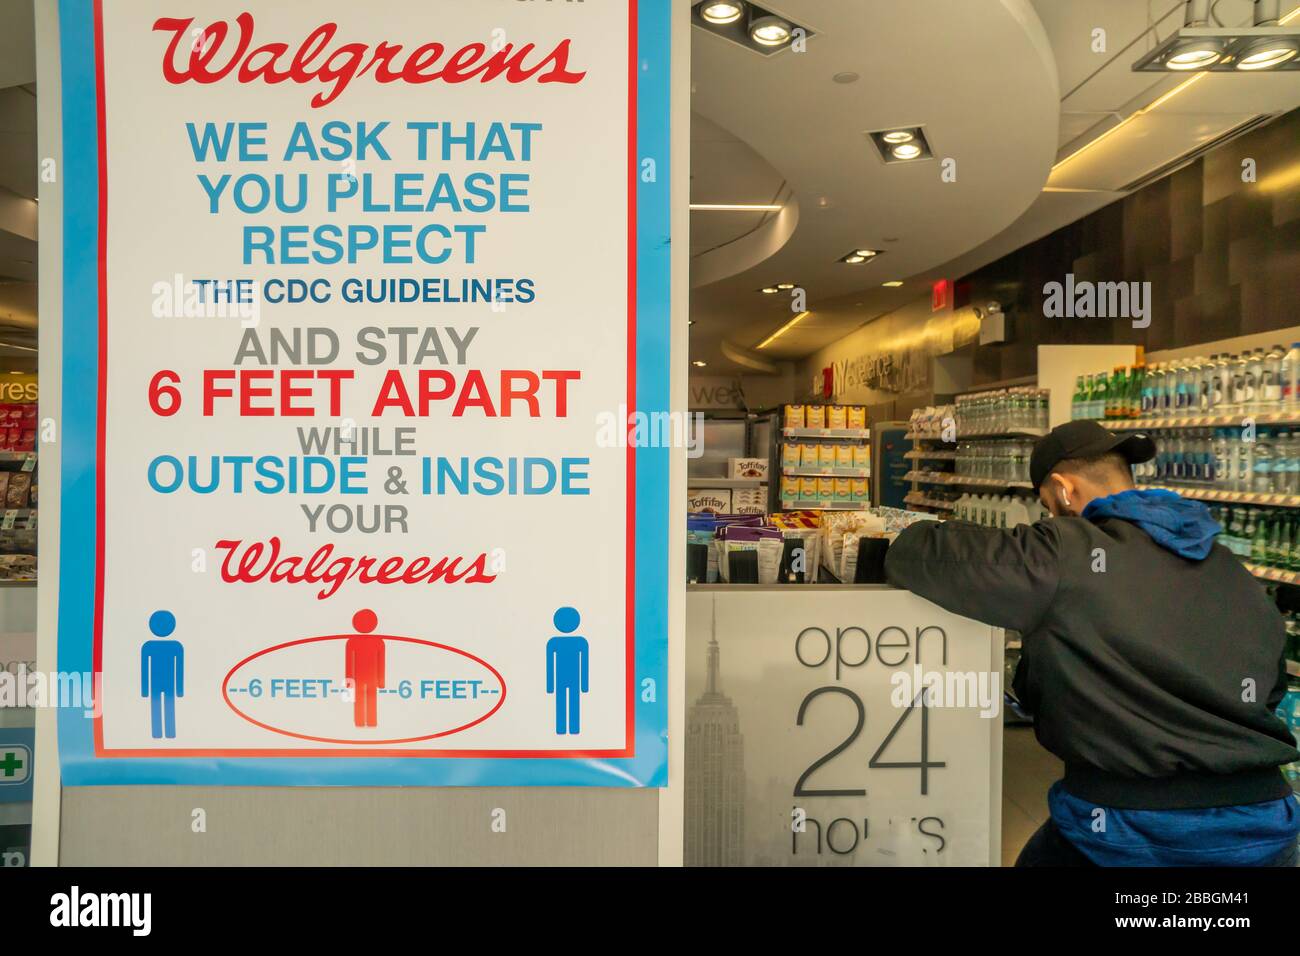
[1101, 412, 1300, 431]
[904, 431, 1041, 515]
[773, 411, 872, 512]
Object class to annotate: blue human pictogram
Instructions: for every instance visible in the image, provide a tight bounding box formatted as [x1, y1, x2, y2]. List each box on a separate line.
[545, 607, 589, 736]
[141, 610, 184, 740]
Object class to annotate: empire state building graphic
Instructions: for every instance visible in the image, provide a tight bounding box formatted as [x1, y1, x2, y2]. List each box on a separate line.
[685, 633, 745, 866]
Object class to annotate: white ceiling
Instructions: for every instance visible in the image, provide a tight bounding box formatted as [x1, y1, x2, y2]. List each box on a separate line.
[690, 0, 1300, 369]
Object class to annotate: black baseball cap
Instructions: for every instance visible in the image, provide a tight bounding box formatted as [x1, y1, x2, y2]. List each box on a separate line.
[1029, 420, 1156, 491]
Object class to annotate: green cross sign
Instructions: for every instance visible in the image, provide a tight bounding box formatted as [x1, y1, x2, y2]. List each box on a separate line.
[0, 750, 24, 777]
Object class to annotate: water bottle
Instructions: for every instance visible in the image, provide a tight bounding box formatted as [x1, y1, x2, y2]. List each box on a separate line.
[1254, 428, 1275, 494]
[1231, 353, 1248, 413]
[1283, 343, 1300, 408]
[1213, 429, 1229, 488]
[1245, 349, 1264, 411]
[1262, 345, 1284, 408]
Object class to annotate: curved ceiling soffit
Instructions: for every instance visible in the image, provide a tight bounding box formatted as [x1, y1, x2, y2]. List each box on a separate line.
[688, 0, 1061, 367]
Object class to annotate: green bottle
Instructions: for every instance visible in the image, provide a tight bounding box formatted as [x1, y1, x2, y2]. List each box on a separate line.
[1072, 376, 1084, 421]
[1270, 511, 1286, 569]
[1290, 514, 1300, 573]
[1253, 510, 1271, 566]
[1093, 373, 1108, 421]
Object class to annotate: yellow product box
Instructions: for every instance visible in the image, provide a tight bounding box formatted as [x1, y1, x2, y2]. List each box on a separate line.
[852, 478, 869, 500]
[781, 443, 801, 469]
[805, 405, 826, 428]
[835, 445, 855, 468]
[781, 476, 800, 501]
[784, 404, 805, 428]
[834, 478, 852, 501]
[801, 443, 820, 468]
[800, 477, 819, 498]
[818, 443, 837, 469]
[852, 444, 871, 469]
[827, 405, 847, 429]
[817, 477, 835, 499]
[847, 406, 867, 429]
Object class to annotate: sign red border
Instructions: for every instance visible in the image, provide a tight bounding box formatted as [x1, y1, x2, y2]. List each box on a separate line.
[90, 0, 639, 760]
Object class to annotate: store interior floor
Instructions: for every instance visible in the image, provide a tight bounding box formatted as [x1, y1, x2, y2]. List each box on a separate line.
[1001, 725, 1064, 866]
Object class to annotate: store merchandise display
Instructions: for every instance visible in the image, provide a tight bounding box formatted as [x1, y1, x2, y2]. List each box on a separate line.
[1073, 344, 1300, 421]
[1211, 505, 1300, 571]
[1132, 428, 1300, 495]
[779, 403, 870, 511]
[684, 506, 933, 585]
[954, 388, 1050, 436]
[954, 440, 1035, 483]
[907, 389, 1050, 440]
[952, 494, 1048, 529]
[0, 403, 36, 451]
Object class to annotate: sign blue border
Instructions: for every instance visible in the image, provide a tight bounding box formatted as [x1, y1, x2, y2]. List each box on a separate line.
[56, 0, 671, 787]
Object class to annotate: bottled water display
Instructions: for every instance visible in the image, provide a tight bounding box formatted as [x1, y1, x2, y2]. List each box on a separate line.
[1132, 427, 1300, 496]
[954, 440, 1034, 483]
[955, 388, 1049, 436]
[1072, 344, 1300, 421]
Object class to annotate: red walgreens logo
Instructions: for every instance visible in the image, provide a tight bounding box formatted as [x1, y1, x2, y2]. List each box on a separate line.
[152, 12, 588, 109]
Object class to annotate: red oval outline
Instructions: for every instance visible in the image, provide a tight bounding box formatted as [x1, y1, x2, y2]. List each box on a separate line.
[221, 633, 507, 745]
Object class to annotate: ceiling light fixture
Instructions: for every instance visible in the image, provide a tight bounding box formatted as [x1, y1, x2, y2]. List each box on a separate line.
[692, 1, 812, 56]
[757, 312, 811, 350]
[760, 287, 780, 294]
[776, 282, 795, 290]
[883, 281, 904, 288]
[866, 126, 934, 164]
[692, 360, 709, 368]
[690, 203, 784, 211]
[700, 0, 745, 25]
[1132, 0, 1300, 71]
[840, 249, 880, 264]
[750, 15, 793, 46]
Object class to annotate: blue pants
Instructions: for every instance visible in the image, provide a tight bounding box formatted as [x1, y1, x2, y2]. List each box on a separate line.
[150, 690, 176, 739]
[554, 682, 580, 735]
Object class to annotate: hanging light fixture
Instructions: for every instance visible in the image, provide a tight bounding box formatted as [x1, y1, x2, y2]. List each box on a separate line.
[1133, 0, 1300, 71]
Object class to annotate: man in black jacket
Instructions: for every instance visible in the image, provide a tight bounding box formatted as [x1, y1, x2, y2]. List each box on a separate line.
[885, 420, 1300, 866]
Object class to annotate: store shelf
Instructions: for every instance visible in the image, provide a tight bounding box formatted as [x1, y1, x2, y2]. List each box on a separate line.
[0, 452, 36, 467]
[903, 492, 955, 513]
[1137, 485, 1300, 508]
[1100, 412, 1300, 431]
[905, 471, 1033, 490]
[903, 450, 957, 461]
[905, 428, 1046, 442]
[687, 477, 767, 489]
[783, 467, 870, 478]
[1242, 562, 1300, 585]
[780, 499, 870, 511]
[782, 427, 871, 440]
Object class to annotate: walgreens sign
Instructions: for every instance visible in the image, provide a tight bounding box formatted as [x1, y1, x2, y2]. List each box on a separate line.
[152, 12, 588, 108]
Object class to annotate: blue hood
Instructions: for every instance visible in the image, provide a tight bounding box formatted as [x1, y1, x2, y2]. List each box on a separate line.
[1082, 489, 1220, 560]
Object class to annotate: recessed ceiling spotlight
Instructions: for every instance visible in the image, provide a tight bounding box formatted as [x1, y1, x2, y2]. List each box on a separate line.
[832, 71, 860, 84]
[840, 249, 880, 264]
[760, 287, 780, 294]
[844, 255, 866, 264]
[883, 281, 904, 287]
[700, 0, 745, 24]
[853, 249, 877, 258]
[776, 282, 795, 290]
[1167, 40, 1224, 69]
[692, 360, 708, 367]
[750, 15, 793, 46]
[692, 1, 814, 57]
[866, 127, 933, 164]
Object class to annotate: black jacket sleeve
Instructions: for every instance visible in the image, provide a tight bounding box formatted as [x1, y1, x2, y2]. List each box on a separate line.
[884, 519, 1062, 633]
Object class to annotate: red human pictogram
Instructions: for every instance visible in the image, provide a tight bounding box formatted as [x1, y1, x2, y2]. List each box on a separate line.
[345, 608, 385, 727]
